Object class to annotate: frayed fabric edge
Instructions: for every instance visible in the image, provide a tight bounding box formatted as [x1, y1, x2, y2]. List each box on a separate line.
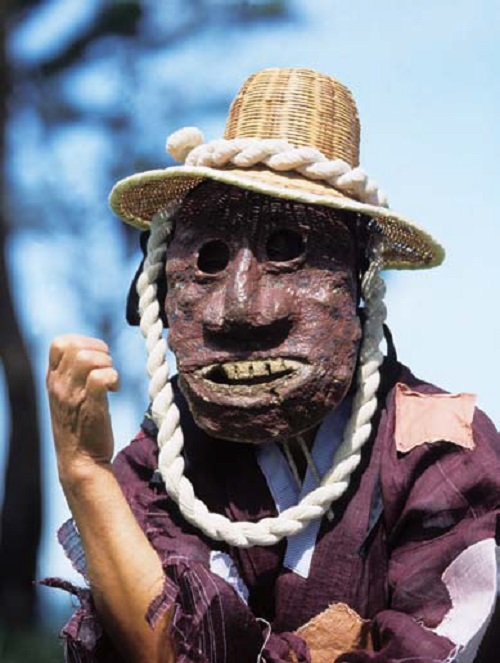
[58, 518, 89, 581]
[40, 578, 104, 657]
[146, 573, 179, 630]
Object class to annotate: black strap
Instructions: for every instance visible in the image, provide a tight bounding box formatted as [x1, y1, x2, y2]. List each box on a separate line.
[126, 231, 169, 327]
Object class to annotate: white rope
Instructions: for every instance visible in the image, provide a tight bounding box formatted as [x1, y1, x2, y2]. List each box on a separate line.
[139, 208, 387, 548]
[166, 127, 389, 208]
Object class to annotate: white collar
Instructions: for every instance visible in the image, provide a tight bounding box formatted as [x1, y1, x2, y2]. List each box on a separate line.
[256, 398, 352, 578]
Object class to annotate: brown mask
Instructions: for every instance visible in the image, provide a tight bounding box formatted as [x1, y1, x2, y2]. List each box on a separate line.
[165, 182, 363, 443]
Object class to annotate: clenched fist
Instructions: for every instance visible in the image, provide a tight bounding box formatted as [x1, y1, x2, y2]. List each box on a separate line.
[47, 334, 120, 484]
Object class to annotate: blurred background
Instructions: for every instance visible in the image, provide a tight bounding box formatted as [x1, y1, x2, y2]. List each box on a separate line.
[0, 0, 498, 660]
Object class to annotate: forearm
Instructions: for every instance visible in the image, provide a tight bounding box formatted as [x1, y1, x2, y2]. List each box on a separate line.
[61, 461, 173, 663]
[46, 335, 174, 662]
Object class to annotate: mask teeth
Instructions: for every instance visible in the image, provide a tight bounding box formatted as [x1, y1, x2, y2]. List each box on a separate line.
[202, 359, 300, 384]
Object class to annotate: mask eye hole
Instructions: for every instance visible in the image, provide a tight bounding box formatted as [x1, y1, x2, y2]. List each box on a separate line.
[197, 239, 230, 274]
[266, 229, 305, 262]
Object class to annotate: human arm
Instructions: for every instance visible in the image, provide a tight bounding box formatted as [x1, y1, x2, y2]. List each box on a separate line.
[47, 334, 174, 663]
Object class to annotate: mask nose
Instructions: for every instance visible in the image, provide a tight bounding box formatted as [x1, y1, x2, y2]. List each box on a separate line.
[223, 247, 257, 324]
[203, 247, 292, 341]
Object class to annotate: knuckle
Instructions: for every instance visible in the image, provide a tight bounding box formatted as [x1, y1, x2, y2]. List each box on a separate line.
[46, 370, 57, 391]
[49, 334, 77, 367]
[49, 338, 63, 364]
[51, 333, 77, 352]
[50, 381, 66, 403]
[46, 369, 65, 394]
[50, 335, 66, 351]
[48, 380, 70, 407]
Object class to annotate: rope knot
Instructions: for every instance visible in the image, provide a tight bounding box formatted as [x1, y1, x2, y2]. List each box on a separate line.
[166, 127, 204, 163]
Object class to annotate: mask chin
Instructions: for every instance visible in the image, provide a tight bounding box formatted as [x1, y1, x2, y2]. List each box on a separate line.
[177, 357, 357, 444]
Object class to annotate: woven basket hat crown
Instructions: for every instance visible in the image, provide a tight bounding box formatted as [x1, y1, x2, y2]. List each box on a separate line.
[224, 68, 360, 167]
[109, 67, 444, 270]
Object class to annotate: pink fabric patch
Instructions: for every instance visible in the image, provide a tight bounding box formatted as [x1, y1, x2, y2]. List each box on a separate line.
[394, 383, 476, 453]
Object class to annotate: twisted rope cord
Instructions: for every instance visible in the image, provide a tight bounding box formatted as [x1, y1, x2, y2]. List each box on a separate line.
[166, 127, 389, 208]
[139, 210, 387, 548]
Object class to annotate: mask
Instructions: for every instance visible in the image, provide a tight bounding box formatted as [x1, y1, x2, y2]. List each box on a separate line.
[166, 182, 362, 443]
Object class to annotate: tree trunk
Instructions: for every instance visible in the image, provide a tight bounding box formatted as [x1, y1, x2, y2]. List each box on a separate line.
[0, 0, 42, 627]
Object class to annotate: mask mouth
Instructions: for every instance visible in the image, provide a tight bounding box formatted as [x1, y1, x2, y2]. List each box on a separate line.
[197, 358, 306, 388]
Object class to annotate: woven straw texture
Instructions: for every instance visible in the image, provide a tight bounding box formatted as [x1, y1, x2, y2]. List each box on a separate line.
[225, 68, 360, 167]
[109, 67, 445, 270]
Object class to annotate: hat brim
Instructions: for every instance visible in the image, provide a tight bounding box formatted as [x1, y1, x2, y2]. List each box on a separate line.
[109, 165, 445, 270]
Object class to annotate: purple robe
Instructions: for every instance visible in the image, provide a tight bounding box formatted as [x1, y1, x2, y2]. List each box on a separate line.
[48, 362, 500, 662]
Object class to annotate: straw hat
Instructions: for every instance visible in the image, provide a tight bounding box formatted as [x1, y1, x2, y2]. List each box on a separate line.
[110, 68, 444, 270]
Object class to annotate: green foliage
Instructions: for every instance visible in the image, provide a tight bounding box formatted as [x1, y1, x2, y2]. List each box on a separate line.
[0, 626, 63, 663]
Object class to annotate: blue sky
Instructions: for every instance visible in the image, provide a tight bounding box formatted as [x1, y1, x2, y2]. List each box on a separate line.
[3, 0, 499, 622]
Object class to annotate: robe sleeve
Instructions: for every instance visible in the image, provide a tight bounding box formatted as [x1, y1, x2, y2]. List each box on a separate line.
[51, 430, 311, 663]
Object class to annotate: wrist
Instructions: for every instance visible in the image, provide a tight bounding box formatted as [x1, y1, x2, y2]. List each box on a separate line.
[58, 454, 113, 491]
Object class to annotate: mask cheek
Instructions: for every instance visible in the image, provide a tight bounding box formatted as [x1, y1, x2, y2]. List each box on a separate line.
[166, 278, 200, 316]
[310, 318, 361, 393]
[165, 287, 195, 338]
